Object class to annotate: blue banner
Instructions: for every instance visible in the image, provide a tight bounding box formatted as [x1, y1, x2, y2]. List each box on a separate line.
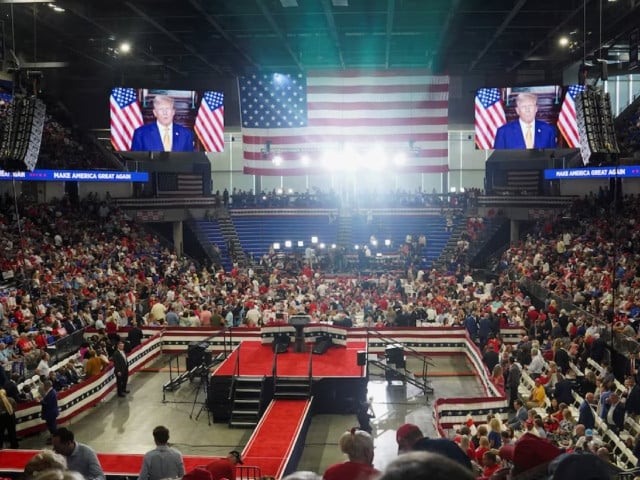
[544, 166, 640, 180]
[0, 169, 149, 182]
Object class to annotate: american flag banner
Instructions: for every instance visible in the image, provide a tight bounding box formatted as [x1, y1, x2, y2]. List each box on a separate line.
[238, 70, 449, 176]
[195, 91, 224, 152]
[156, 173, 203, 196]
[475, 88, 506, 149]
[557, 84, 585, 148]
[110, 88, 143, 151]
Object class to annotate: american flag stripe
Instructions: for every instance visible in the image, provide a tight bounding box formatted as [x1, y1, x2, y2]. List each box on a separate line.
[239, 70, 449, 175]
[474, 88, 506, 150]
[110, 88, 143, 152]
[558, 85, 584, 148]
[194, 91, 225, 152]
[157, 173, 203, 196]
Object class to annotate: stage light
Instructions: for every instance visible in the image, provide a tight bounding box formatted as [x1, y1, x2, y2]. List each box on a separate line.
[354, 245, 360, 250]
[319, 243, 326, 249]
[460, 187, 465, 193]
[393, 152, 407, 166]
[119, 42, 131, 54]
[300, 154, 311, 166]
[558, 36, 569, 47]
[48, 3, 65, 12]
[273, 242, 281, 250]
[287, 188, 293, 194]
[331, 244, 336, 249]
[311, 236, 318, 244]
[384, 239, 391, 246]
[371, 239, 378, 247]
[297, 241, 304, 247]
[272, 155, 283, 166]
[276, 188, 283, 194]
[368, 145, 387, 170]
[285, 240, 292, 248]
[450, 187, 457, 193]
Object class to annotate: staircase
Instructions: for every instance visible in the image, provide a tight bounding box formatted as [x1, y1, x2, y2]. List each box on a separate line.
[368, 357, 433, 394]
[274, 377, 312, 400]
[336, 209, 352, 249]
[229, 376, 264, 428]
[218, 213, 248, 267]
[432, 217, 467, 271]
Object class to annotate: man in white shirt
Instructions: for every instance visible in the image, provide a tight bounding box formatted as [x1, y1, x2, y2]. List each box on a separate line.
[139, 426, 185, 480]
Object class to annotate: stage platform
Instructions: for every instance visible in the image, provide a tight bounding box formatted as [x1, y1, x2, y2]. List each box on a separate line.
[213, 341, 365, 378]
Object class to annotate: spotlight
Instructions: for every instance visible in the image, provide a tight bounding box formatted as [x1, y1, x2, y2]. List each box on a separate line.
[272, 155, 283, 166]
[384, 239, 391, 246]
[393, 152, 407, 166]
[119, 42, 131, 54]
[273, 242, 281, 250]
[300, 154, 311, 166]
[558, 36, 569, 47]
[297, 241, 304, 247]
[285, 240, 292, 248]
[319, 243, 326, 249]
[311, 236, 318, 244]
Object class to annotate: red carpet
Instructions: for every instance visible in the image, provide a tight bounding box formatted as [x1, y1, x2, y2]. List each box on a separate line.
[0, 450, 214, 475]
[242, 400, 312, 478]
[215, 342, 365, 378]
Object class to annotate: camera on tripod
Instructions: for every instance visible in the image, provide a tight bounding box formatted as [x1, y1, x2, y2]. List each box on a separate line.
[187, 341, 213, 371]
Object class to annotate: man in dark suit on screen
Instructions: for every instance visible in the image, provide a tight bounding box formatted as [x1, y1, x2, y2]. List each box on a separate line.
[131, 95, 194, 152]
[493, 92, 556, 149]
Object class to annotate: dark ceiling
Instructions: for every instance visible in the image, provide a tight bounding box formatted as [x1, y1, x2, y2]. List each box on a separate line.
[2, 0, 639, 84]
[1, 0, 639, 129]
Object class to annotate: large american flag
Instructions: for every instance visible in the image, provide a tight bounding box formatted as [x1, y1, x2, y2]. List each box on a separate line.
[156, 173, 203, 196]
[110, 88, 143, 151]
[238, 70, 449, 176]
[195, 91, 224, 152]
[557, 84, 585, 148]
[475, 88, 506, 150]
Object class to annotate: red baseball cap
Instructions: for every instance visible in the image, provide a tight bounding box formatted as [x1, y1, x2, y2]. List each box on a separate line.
[396, 423, 423, 443]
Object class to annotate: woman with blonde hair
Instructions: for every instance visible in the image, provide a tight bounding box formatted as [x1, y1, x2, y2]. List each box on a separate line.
[323, 428, 379, 480]
[23, 450, 67, 477]
[0, 388, 18, 448]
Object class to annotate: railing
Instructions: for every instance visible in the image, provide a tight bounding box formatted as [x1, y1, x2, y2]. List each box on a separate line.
[307, 345, 313, 397]
[272, 346, 280, 393]
[47, 328, 86, 364]
[365, 328, 435, 392]
[229, 341, 241, 402]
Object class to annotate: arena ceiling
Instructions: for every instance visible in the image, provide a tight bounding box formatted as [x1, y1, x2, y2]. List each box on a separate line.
[1, 0, 639, 86]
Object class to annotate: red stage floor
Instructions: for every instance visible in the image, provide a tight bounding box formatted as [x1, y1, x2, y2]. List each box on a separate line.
[214, 341, 365, 378]
[0, 450, 214, 475]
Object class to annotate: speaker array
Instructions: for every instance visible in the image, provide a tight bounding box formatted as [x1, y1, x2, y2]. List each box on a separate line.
[576, 87, 619, 165]
[0, 95, 45, 172]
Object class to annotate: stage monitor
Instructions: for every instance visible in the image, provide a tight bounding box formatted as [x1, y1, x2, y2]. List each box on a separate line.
[110, 88, 224, 153]
[475, 85, 584, 151]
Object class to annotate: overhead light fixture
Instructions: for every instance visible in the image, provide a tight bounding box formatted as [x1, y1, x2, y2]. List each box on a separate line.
[119, 42, 131, 54]
[48, 3, 65, 12]
[280, 0, 298, 6]
[558, 36, 569, 47]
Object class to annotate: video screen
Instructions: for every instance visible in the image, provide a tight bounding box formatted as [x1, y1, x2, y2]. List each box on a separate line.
[475, 85, 584, 150]
[110, 88, 224, 153]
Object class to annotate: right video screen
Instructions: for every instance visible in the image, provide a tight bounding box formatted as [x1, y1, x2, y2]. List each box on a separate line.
[475, 85, 585, 150]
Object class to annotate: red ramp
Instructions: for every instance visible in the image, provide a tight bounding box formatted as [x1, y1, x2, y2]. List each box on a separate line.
[241, 399, 312, 478]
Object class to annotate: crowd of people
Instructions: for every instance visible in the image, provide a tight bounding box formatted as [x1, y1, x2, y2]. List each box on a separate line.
[1, 187, 640, 478]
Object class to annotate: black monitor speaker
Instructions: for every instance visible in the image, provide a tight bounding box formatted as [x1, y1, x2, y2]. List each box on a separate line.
[272, 333, 291, 353]
[313, 335, 332, 355]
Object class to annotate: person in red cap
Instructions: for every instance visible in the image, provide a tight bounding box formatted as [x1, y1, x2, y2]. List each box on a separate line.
[396, 424, 424, 453]
[205, 450, 243, 480]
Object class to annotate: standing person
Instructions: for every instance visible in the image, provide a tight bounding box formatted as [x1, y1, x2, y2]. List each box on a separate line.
[112, 341, 129, 397]
[52, 427, 105, 480]
[139, 426, 185, 480]
[40, 379, 59, 442]
[493, 92, 557, 149]
[323, 428, 379, 480]
[205, 450, 243, 480]
[0, 388, 18, 448]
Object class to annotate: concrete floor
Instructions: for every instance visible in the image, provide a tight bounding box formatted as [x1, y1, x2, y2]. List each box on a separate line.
[19, 353, 484, 476]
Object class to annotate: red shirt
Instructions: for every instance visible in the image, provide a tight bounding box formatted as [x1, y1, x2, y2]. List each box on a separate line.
[323, 462, 379, 480]
[205, 458, 235, 480]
